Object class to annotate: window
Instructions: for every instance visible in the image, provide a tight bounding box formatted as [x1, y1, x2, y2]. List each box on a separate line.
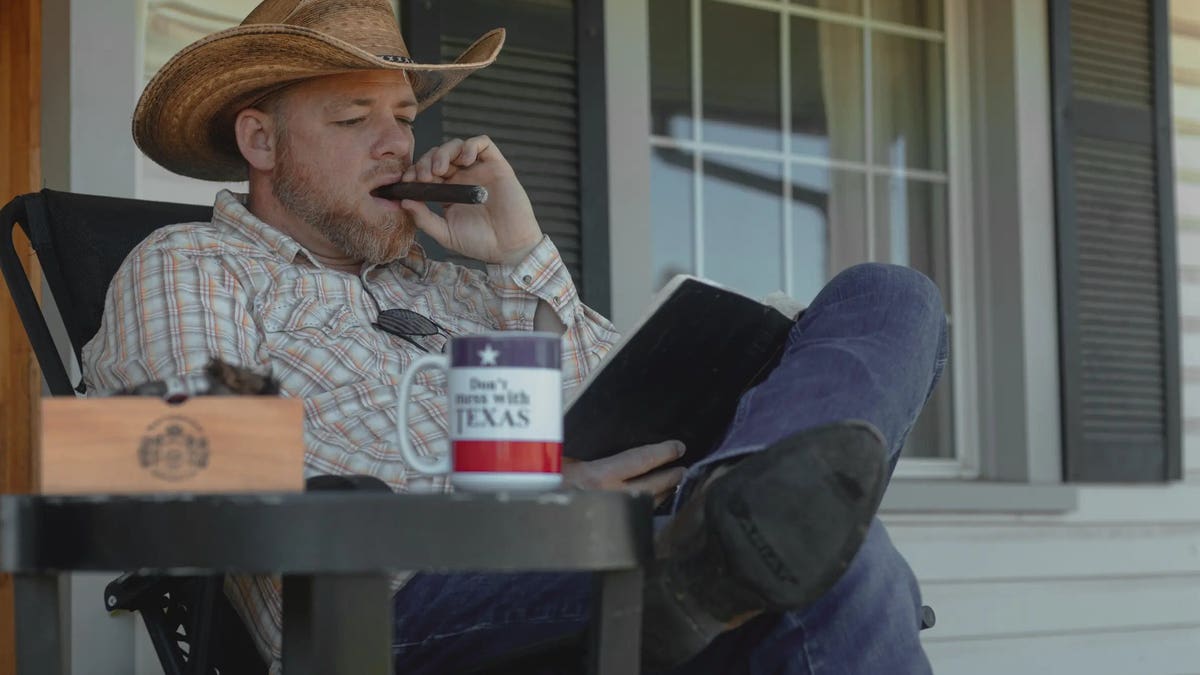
[647, 0, 966, 467]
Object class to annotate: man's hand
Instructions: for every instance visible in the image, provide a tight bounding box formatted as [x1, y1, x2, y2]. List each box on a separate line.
[563, 441, 687, 507]
[399, 135, 543, 266]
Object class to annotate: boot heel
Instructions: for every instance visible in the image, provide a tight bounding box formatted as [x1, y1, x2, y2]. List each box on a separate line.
[704, 421, 887, 612]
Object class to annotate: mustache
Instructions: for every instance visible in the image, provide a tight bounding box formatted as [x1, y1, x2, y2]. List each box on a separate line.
[363, 160, 408, 182]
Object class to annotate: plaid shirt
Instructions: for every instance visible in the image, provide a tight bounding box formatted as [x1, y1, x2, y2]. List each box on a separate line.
[81, 190, 619, 671]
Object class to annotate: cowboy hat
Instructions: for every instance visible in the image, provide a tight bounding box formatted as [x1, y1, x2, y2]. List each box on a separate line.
[132, 0, 505, 181]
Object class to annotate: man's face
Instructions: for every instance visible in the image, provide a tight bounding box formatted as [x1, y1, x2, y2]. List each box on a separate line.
[269, 70, 419, 265]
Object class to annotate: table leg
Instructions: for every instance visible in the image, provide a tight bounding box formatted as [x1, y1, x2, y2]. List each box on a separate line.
[281, 573, 392, 675]
[13, 573, 63, 675]
[588, 569, 644, 675]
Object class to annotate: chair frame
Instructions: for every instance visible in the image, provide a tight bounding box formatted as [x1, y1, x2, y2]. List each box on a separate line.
[0, 191, 77, 394]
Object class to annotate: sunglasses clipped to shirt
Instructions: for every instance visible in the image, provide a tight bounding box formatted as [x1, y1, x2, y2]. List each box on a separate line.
[373, 307, 453, 352]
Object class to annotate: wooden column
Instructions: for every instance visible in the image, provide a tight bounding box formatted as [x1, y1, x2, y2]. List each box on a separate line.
[0, 0, 42, 672]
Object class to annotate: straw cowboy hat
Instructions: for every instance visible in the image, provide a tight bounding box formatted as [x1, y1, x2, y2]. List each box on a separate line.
[132, 0, 505, 181]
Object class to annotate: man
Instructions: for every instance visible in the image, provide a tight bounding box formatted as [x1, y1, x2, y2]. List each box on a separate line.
[83, 0, 946, 672]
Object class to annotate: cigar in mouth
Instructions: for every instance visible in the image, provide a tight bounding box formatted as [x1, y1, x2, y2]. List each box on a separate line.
[372, 182, 489, 204]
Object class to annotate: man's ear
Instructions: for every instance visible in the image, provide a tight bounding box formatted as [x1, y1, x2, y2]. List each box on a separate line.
[234, 108, 279, 172]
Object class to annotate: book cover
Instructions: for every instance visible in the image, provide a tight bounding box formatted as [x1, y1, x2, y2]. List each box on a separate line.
[563, 276, 796, 463]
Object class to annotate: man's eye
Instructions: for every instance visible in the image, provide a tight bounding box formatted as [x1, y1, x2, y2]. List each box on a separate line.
[396, 118, 414, 127]
[335, 117, 365, 127]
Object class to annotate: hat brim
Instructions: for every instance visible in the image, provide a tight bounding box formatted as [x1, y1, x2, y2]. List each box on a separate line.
[133, 24, 505, 181]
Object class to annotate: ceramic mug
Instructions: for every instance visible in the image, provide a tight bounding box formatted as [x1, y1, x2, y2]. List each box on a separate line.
[396, 332, 563, 491]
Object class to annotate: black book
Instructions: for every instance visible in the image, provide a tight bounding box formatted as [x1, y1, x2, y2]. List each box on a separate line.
[563, 275, 795, 463]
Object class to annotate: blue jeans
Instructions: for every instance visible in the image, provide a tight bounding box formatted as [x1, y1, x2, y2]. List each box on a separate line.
[393, 264, 948, 674]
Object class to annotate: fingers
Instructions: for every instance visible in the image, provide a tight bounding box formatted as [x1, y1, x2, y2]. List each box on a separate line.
[625, 466, 687, 507]
[399, 199, 451, 246]
[403, 135, 495, 184]
[590, 440, 685, 484]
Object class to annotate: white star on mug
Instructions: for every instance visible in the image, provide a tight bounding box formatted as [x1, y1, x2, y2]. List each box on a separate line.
[478, 344, 500, 366]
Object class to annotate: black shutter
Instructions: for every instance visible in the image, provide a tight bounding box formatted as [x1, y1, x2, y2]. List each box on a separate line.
[1050, 0, 1181, 481]
[401, 0, 610, 315]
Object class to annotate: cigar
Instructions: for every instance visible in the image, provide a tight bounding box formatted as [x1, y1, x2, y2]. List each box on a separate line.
[372, 182, 488, 204]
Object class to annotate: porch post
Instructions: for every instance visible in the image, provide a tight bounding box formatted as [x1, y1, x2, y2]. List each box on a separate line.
[0, 0, 43, 673]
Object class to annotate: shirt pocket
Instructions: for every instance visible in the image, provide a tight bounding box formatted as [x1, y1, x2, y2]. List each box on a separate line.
[262, 296, 361, 339]
[260, 297, 385, 391]
[261, 295, 379, 367]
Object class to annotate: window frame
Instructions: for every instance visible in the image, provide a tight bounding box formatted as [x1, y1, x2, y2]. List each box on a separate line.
[641, 0, 981, 477]
[609, 0, 1068, 487]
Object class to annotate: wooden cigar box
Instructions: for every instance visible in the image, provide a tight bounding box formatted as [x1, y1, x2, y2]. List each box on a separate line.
[39, 397, 306, 494]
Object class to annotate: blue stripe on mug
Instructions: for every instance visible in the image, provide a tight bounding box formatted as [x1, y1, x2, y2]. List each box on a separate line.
[449, 333, 561, 369]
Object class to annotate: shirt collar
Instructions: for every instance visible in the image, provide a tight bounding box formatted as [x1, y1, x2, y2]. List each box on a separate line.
[212, 190, 308, 264]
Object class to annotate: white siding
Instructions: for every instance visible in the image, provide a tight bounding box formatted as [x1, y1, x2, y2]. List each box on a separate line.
[1177, 0, 1200, 482]
[888, 484, 1200, 674]
[889, 6, 1200, 672]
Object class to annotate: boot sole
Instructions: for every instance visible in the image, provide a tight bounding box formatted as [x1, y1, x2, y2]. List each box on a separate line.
[703, 420, 888, 613]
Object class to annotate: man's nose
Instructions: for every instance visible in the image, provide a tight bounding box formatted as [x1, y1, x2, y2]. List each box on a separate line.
[372, 120, 413, 161]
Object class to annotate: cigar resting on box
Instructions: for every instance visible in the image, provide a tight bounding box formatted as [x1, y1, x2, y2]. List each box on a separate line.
[372, 182, 488, 204]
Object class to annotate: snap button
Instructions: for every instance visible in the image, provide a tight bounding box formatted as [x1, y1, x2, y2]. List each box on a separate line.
[522, 274, 533, 284]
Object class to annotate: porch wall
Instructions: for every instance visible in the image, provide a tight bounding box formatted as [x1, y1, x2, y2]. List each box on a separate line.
[894, 6, 1200, 670]
[888, 482, 1200, 674]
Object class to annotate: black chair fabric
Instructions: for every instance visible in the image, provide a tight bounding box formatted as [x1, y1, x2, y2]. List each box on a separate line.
[38, 190, 212, 364]
[28, 190, 211, 372]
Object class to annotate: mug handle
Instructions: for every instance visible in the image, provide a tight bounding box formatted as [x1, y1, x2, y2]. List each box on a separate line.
[396, 353, 453, 475]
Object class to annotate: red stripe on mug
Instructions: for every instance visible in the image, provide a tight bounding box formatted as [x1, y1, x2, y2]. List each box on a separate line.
[453, 440, 563, 474]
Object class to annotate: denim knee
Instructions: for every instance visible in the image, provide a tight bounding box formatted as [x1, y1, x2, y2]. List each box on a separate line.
[828, 263, 942, 313]
[800, 263, 948, 395]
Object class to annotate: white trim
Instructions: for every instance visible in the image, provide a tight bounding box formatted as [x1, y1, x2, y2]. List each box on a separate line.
[863, 0, 876, 262]
[781, 10, 794, 295]
[894, 456, 979, 480]
[944, 0, 981, 477]
[1011, 0, 1063, 483]
[604, 0, 654, 331]
[691, 0, 705, 277]
[649, 136, 951, 182]
[709, 0, 947, 42]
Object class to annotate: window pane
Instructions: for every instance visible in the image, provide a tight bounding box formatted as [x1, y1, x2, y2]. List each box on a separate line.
[873, 176, 949, 294]
[791, 165, 868, 304]
[875, 175, 952, 459]
[702, 1, 781, 150]
[790, 0, 862, 15]
[904, 349, 954, 458]
[871, 0, 944, 31]
[703, 154, 784, 298]
[872, 33, 946, 172]
[651, 147, 696, 291]
[649, 0, 693, 140]
[791, 18, 864, 161]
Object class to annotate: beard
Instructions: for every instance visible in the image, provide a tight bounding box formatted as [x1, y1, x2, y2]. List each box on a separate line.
[271, 138, 417, 265]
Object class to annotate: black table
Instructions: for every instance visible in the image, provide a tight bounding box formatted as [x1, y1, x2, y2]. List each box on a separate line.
[0, 490, 654, 674]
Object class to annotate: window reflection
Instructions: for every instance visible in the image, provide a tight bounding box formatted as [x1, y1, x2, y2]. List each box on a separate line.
[874, 176, 949, 294]
[792, 166, 868, 303]
[703, 154, 784, 299]
[872, 32, 946, 172]
[649, 0, 693, 141]
[651, 147, 696, 290]
[871, 0, 943, 30]
[702, 1, 781, 150]
[792, 18, 864, 161]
